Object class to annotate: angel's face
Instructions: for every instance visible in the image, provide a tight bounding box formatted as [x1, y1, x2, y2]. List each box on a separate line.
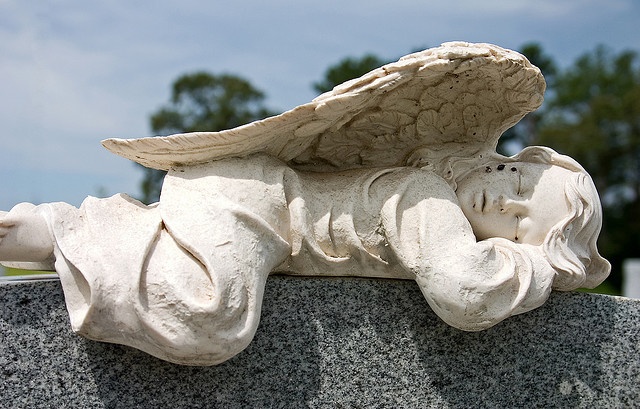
[454, 162, 573, 245]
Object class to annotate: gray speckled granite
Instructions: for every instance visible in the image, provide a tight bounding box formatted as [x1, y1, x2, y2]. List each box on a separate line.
[1, 276, 639, 408]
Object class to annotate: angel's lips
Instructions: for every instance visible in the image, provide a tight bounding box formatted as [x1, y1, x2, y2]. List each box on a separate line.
[471, 191, 486, 213]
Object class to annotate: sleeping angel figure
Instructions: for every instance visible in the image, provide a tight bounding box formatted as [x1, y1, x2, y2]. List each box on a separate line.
[0, 42, 609, 365]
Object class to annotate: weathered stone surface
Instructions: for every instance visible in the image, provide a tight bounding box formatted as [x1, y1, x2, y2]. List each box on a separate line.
[1, 276, 638, 408]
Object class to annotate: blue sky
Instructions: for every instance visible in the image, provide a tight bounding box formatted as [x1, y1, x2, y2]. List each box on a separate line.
[1, 0, 639, 210]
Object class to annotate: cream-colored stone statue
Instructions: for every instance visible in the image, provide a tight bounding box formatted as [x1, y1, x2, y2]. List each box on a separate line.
[0, 42, 610, 365]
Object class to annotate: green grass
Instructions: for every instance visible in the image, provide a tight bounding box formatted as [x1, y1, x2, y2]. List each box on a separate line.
[2, 266, 56, 276]
[577, 281, 619, 296]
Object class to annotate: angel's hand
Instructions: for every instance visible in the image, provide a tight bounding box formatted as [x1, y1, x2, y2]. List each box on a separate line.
[0, 211, 14, 242]
[0, 204, 53, 262]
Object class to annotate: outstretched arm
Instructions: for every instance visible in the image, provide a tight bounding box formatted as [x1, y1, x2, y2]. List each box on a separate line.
[0, 203, 54, 263]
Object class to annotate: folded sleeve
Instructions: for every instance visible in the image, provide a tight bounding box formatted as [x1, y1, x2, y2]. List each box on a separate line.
[45, 190, 290, 366]
[378, 170, 556, 331]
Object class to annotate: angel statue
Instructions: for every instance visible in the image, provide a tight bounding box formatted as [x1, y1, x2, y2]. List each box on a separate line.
[0, 42, 610, 366]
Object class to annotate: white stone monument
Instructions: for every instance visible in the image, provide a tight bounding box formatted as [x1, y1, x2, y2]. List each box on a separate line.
[0, 42, 610, 365]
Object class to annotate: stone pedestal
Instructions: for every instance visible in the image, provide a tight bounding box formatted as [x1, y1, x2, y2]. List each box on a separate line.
[1, 276, 638, 408]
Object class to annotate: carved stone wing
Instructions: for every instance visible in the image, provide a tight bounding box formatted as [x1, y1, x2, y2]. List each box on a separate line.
[102, 42, 545, 171]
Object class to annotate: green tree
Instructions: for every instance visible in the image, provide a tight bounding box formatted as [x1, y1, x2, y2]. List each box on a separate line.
[140, 72, 277, 203]
[521, 42, 559, 87]
[534, 46, 640, 292]
[313, 54, 389, 94]
[471, 43, 635, 293]
[498, 43, 558, 154]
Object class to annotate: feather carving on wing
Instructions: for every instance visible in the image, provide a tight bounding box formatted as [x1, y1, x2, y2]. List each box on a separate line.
[102, 42, 545, 172]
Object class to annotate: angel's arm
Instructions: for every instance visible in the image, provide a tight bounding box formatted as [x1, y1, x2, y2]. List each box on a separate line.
[378, 170, 556, 331]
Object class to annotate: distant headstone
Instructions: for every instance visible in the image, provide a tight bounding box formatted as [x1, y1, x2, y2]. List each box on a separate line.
[1, 277, 638, 408]
[624, 259, 640, 299]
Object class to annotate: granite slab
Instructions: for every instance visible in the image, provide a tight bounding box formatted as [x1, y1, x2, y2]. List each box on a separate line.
[1, 276, 639, 408]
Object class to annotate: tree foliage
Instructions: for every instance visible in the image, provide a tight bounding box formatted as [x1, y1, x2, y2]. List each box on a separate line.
[140, 72, 276, 203]
[510, 44, 640, 292]
[498, 43, 558, 154]
[312, 54, 389, 94]
[533, 46, 640, 291]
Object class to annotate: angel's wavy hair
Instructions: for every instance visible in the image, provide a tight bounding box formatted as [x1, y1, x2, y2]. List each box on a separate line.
[508, 146, 610, 290]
